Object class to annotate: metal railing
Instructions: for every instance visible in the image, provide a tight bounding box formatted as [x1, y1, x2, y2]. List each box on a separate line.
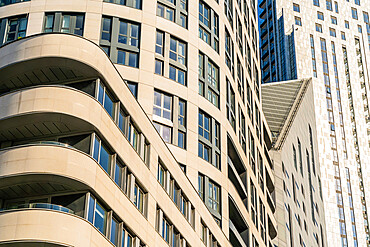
[2, 202, 74, 214]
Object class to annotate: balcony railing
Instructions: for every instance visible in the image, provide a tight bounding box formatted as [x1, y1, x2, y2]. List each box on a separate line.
[2, 203, 75, 214]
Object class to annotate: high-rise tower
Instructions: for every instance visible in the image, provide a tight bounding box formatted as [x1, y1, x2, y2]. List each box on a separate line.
[0, 0, 277, 246]
[259, 0, 370, 246]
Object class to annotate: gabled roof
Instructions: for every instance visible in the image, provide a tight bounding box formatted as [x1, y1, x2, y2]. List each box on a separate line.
[261, 78, 311, 149]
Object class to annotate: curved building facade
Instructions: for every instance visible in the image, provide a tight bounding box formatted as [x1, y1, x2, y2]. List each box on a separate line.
[0, 0, 277, 246]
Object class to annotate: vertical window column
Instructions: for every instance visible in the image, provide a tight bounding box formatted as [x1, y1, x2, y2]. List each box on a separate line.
[156, 0, 188, 28]
[155, 31, 187, 86]
[199, 0, 219, 52]
[320, 38, 348, 246]
[226, 79, 236, 131]
[198, 174, 221, 225]
[342, 46, 370, 244]
[198, 110, 220, 169]
[225, 28, 234, 76]
[153, 90, 187, 148]
[100, 16, 140, 68]
[198, 52, 220, 108]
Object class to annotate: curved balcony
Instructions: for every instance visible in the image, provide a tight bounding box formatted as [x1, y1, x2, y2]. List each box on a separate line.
[0, 209, 113, 247]
[0, 143, 151, 243]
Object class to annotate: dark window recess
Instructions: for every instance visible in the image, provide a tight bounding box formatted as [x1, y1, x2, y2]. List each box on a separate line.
[51, 193, 86, 217]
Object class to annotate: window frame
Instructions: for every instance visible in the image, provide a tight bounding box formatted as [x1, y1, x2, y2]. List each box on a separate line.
[100, 16, 141, 68]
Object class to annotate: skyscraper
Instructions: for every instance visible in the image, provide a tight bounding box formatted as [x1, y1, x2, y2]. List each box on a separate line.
[259, 0, 370, 246]
[0, 0, 277, 246]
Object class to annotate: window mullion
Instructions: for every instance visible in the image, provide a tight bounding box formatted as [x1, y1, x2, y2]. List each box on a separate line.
[163, 32, 171, 78]
[173, 96, 179, 145]
[70, 15, 77, 34]
[110, 17, 120, 63]
[53, 12, 62, 32]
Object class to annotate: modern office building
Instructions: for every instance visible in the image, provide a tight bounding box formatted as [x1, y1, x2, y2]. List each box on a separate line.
[0, 0, 277, 246]
[262, 78, 328, 247]
[259, 0, 370, 246]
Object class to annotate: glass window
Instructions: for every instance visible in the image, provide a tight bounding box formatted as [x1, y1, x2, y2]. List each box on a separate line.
[153, 91, 172, 120]
[199, 2, 210, 28]
[5, 16, 27, 43]
[207, 88, 219, 108]
[156, 31, 164, 55]
[329, 28, 336, 37]
[117, 50, 139, 67]
[295, 17, 302, 26]
[198, 112, 210, 140]
[118, 108, 128, 135]
[169, 65, 186, 85]
[326, 0, 332, 10]
[178, 131, 186, 149]
[169, 37, 186, 65]
[250, 181, 257, 225]
[317, 12, 324, 20]
[198, 174, 204, 199]
[97, 82, 116, 118]
[199, 53, 204, 78]
[155, 59, 163, 75]
[352, 8, 358, 19]
[162, 217, 170, 243]
[44, 14, 54, 33]
[227, 80, 236, 130]
[101, 17, 112, 41]
[103, 0, 141, 9]
[157, 3, 175, 22]
[87, 196, 107, 234]
[158, 163, 166, 187]
[134, 183, 144, 213]
[331, 16, 337, 25]
[43, 13, 84, 35]
[178, 100, 185, 127]
[127, 81, 138, 98]
[198, 0, 219, 51]
[225, 29, 234, 73]
[126, 233, 133, 247]
[316, 23, 322, 32]
[313, 0, 320, 6]
[110, 217, 119, 246]
[154, 122, 172, 143]
[293, 3, 300, 12]
[117, 21, 139, 46]
[224, 0, 233, 26]
[128, 122, 139, 151]
[100, 17, 140, 68]
[207, 60, 219, 89]
[208, 180, 220, 213]
[93, 135, 112, 174]
[114, 161, 124, 187]
[198, 141, 211, 162]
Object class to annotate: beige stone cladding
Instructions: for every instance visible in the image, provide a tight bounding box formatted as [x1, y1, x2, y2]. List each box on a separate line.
[0, 0, 276, 246]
